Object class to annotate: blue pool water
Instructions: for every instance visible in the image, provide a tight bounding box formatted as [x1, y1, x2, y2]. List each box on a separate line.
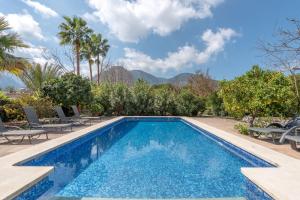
[17, 118, 272, 199]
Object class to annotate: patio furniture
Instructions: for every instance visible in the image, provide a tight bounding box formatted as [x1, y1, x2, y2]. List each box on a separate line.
[54, 106, 90, 125]
[71, 105, 101, 121]
[23, 106, 73, 132]
[248, 127, 287, 143]
[248, 117, 300, 143]
[279, 126, 300, 150]
[0, 117, 47, 144]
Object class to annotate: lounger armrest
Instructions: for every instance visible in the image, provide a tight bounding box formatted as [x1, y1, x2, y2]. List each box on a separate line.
[4, 125, 22, 130]
[266, 122, 284, 128]
[279, 126, 299, 143]
[40, 118, 60, 124]
[28, 122, 41, 127]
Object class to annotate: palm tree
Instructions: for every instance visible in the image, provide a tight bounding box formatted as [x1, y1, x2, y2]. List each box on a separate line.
[0, 17, 28, 75]
[81, 33, 95, 81]
[19, 62, 64, 92]
[92, 33, 110, 84]
[58, 16, 92, 75]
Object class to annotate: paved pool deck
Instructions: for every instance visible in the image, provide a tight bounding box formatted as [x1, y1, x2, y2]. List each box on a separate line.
[0, 116, 299, 199]
[193, 117, 300, 159]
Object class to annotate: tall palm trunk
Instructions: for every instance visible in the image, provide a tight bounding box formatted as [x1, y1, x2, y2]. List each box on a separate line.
[75, 41, 80, 75]
[97, 54, 100, 85]
[89, 58, 93, 81]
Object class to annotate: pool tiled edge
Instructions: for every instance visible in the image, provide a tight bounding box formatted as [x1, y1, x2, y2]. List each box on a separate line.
[0, 117, 124, 200]
[182, 117, 300, 200]
[0, 116, 300, 200]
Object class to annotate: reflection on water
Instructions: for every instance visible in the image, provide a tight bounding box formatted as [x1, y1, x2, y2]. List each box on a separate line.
[18, 121, 137, 199]
[124, 140, 192, 163]
[17, 119, 255, 199]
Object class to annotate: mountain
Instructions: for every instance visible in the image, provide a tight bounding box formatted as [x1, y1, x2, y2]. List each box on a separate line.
[130, 70, 166, 85]
[98, 66, 134, 85]
[167, 73, 193, 85]
[96, 66, 194, 85]
[1, 66, 193, 89]
[0, 74, 24, 89]
[130, 70, 193, 85]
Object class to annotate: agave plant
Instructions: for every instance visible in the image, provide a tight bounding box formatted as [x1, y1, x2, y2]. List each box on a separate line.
[19, 62, 64, 92]
[0, 17, 28, 75]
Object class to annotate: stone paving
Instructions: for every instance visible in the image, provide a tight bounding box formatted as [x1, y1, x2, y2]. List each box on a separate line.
[193, 117, 300, 159]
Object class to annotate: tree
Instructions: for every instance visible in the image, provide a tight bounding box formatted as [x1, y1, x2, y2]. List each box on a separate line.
[92, 33, 110, 84]
[58, 16, 92, 75]
[0, 17, 28, 75]
[206, 91, 225, 116]
[41, 73, 92, 107]
[188, 70, 217, 97]
[176, 88, 205, 116]
[19, 62, 64, 92]
[81, 32, 95, 81]
[259, 19, 300, 110]
[102, 66, 133, 85]
[219, 65, 295, 126]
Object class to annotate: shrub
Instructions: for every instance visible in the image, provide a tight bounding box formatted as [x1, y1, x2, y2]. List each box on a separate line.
[92, 83, 112, 115]
[87, 103, 104, 116]
[0, 92, 24, 121]
[17, 94, 55, 118]
[2, 102, 24, 121]
[234, 123, 249, 135]
[0, 91, 10, 105]
[153, 85, 177, 115]
[131, 80, 154, 115]
[41, 73, 92, 107]
[206, 92, 226, 116]
[110, 83, 132, 115]
[176, 89, 206, 116]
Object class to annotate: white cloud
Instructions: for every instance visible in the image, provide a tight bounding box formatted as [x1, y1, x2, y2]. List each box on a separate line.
[15, 42, 49, 64]
[0, 12, 45, 40]
[118, 28, 238, 74]
[86, 0, 224, 42]
[22, 0, 58, 18]
[82, 12, 98, 22]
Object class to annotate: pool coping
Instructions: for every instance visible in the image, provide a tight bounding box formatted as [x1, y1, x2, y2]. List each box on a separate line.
[182, 117, 300, 200]
[0, 116, 299, 199]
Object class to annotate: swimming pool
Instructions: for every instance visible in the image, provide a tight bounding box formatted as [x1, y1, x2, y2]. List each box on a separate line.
[16, 117, 273, 199]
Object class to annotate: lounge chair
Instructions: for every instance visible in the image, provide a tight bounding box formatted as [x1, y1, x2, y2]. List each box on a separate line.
[71, 105, 101, 121]
[54, 106, 90, 125]
[280, 126, 300, 150]
[23, 106, 73, 132]
[0, 117, 47, 144]
[248, 117, 300, 143]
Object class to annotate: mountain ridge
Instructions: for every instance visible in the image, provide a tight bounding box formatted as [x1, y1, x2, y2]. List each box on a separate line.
[0, 66, 194, 89]
[129, 69, 193, 85]
[96, 66, 193, 85]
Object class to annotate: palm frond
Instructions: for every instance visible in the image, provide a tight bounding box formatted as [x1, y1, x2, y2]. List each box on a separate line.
[19, 62, 64, 91]
[0, 53, 29, 75]
[0, 17, 10, 32]
[0, 17, 28, 74]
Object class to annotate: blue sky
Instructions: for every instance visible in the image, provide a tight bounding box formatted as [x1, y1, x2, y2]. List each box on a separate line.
[1, 0, 300, 80]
